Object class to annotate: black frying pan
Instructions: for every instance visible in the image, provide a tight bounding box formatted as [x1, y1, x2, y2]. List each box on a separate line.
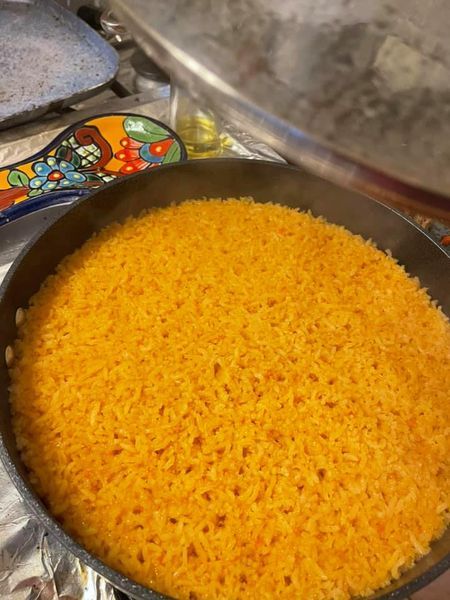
[0, 159, 449, 600]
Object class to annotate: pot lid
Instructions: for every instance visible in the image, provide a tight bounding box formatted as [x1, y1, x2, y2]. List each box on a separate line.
[112, 0, 450, 219]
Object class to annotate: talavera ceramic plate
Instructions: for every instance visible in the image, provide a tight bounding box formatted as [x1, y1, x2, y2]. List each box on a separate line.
[0, 113, 187, 226]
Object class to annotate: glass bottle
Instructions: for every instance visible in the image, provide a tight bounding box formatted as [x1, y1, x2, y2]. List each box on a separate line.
[170, 83, 222, 159]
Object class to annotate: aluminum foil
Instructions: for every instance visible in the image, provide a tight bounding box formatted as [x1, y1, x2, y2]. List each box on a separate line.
[0, 97, 283, 600]
[0, 465, 117, 600]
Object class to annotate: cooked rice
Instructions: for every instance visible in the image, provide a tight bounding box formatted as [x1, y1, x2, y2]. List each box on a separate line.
[9, 199, 450, 600]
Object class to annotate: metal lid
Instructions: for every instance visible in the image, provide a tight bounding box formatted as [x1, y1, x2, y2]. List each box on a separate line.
[112, 0, 450, 219]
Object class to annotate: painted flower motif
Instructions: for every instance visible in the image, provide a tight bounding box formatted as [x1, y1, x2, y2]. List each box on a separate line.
[114, 137, 175, 174]
[29, 156, 86, 192]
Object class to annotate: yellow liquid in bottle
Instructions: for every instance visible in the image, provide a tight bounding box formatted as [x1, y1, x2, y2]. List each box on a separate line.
[176, 115, 222, 158]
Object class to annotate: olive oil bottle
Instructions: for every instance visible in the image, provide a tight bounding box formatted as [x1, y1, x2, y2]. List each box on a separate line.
[170, 84, 222, 158]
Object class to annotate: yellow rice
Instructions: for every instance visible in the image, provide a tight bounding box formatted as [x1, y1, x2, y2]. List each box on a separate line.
[9, 199, 450, 600]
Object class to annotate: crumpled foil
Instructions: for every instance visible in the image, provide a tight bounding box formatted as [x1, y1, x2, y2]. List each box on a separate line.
[0, 465, 117, 600]
[0, 97, 283, 600]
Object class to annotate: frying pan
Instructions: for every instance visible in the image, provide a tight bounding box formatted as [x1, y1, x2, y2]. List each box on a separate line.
[0, 159, 449, 600]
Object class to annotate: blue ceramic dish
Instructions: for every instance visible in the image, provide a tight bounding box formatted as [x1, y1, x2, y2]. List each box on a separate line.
[0, 0, 119, 129]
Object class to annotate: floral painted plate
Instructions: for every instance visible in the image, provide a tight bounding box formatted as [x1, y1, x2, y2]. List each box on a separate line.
[0, 113, 186, 225]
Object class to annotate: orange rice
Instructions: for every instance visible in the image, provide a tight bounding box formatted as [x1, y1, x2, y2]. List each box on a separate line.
[9, 199, 450, 600]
